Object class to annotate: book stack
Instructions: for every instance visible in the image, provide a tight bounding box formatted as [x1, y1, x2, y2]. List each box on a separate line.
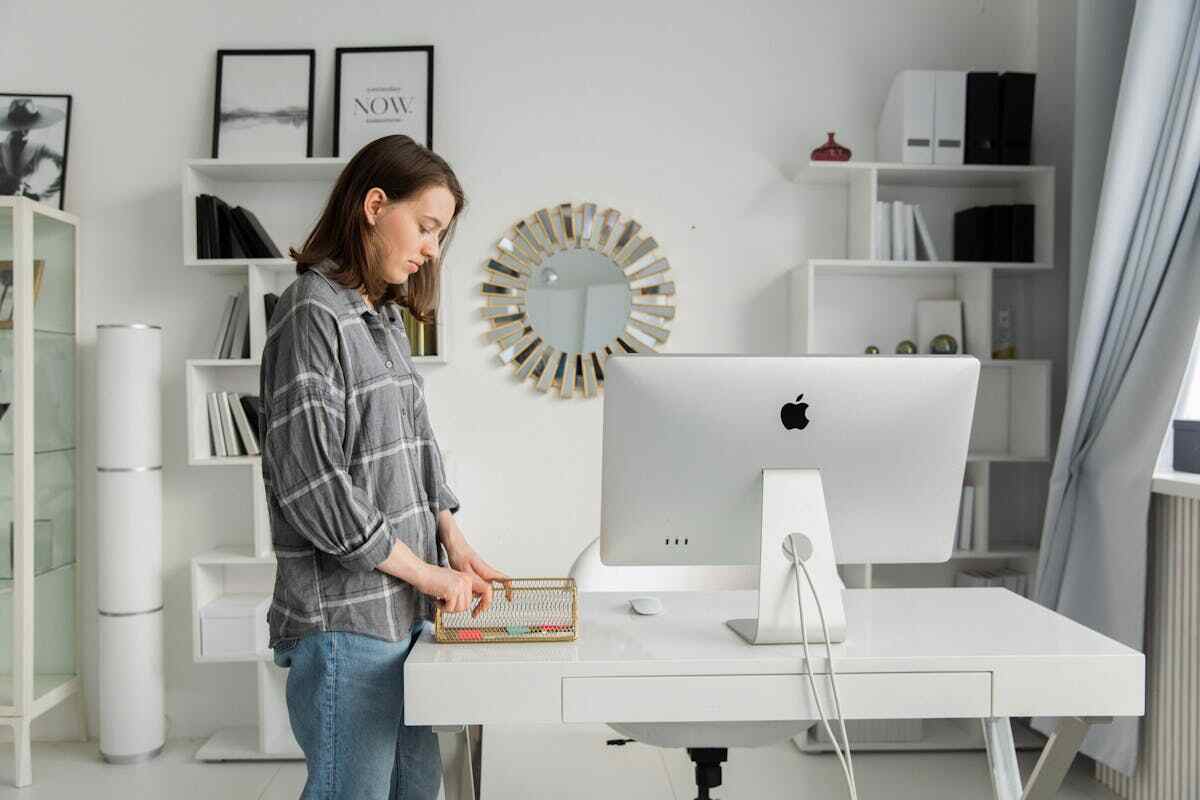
[400, 307, 438, 358]
[954, 568, 1032, 599]
[953, 204, 1034, 262]
[873, 202, 939, 261]
[206, 392, 262, 458]
[954, 485, 976, 551]
[877, 70, 1035, 165]
[195, 194, 283, 260]
[211, 287, 250, 359]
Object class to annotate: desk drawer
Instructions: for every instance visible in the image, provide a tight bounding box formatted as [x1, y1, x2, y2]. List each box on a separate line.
[562, 672, 991, 723]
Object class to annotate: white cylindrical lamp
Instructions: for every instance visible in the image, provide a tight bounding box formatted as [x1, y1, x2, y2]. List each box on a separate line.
[95, 323, 164, 763]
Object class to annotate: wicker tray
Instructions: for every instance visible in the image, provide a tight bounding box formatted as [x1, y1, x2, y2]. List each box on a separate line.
[434, 577, 578, 643]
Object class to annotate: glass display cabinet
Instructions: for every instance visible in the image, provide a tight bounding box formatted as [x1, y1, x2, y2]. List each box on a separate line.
[0, 196, 81, 787]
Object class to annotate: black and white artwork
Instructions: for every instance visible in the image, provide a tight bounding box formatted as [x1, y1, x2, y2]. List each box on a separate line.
[212, 50, 314, 159]
[0, 93, 71, 209]
[334, 46, 433, 157]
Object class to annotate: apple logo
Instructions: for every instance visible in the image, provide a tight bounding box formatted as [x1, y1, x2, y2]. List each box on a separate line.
[781, 394, 810, 431]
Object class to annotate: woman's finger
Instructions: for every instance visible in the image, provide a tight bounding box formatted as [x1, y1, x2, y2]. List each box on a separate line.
[471, 575, 493, 617]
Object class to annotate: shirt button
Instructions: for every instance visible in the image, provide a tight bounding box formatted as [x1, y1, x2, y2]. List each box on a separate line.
[385, 360, 393, 368]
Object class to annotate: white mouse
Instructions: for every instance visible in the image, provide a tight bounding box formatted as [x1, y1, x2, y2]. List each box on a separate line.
[630, 596, 663, 616]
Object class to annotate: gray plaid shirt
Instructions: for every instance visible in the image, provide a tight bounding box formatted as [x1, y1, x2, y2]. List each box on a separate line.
[260, 261, 459, 648]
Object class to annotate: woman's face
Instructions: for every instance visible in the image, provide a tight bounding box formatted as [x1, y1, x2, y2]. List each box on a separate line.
[365, 184, 456, 284]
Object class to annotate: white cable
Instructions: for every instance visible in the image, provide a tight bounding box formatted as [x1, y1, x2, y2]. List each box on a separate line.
[797, 556, 858, 799]
[792, 546, 859, 800]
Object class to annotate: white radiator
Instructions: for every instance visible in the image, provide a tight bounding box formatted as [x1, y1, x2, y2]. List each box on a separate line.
[1096, 492, 1199, 798]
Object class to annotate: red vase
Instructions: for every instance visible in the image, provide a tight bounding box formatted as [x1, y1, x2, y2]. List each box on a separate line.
[811, 132, 852, 162]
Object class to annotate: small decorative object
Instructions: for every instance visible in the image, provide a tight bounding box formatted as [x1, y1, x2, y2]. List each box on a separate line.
[0, 259, 45, 329]
[895, 340, 917, 355]
[930, 334, 959, 354]
[811, 131, 852, 162]
[864, 345, 880, 354]
[335, 46, 433, 156]
[993, 304, 1017, 359]
[0, 94, 71, 209]
[212, 49, 315, 159]
[916, 299, 964, 355]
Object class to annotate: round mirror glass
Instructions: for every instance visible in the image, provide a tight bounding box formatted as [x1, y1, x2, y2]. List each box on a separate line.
[524, 249, 632, 355]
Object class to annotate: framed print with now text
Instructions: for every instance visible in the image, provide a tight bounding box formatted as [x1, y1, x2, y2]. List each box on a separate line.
[334, 46, 433, 157]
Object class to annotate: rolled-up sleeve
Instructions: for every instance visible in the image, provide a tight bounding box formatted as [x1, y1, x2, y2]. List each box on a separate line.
[261, 299, 394, 571]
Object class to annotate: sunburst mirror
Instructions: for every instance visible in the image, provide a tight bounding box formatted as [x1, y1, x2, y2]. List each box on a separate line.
[481, 203, 676, 398]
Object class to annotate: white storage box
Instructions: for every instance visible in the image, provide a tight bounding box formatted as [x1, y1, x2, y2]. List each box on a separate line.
[200, 593, 270, 657]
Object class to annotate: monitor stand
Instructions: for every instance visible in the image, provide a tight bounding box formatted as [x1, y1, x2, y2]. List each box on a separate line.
[726, 469, 848, 645]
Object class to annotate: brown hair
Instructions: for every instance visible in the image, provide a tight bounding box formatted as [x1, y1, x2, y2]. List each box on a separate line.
[290, 135, 465, 324]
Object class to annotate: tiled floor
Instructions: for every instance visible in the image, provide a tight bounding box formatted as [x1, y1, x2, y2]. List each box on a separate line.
[0, 725, 1122, 799]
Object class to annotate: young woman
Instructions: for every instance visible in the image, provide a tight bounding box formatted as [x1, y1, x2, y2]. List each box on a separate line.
[260, 135, 507, 799]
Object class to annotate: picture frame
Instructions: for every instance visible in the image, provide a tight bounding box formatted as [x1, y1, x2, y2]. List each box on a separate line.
[212, 49, 315, 159]
[0, 259, 46, 329]
[0, 93, 71, 210]
[334, 46, 433, 157]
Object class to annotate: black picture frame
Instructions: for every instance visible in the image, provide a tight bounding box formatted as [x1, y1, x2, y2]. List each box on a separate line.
[334, 46, 434, 157]
[212, 49, 315, 159]
[0, 92, 72, 210]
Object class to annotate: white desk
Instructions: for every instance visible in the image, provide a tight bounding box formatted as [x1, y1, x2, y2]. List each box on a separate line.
[405, 588, 1144, 800]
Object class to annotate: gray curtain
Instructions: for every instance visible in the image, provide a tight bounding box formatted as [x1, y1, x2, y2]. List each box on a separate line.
[1034, 0, 1200, 775]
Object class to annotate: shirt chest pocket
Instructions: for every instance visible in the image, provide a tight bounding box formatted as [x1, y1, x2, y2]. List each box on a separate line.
[352, 367, 419, 446]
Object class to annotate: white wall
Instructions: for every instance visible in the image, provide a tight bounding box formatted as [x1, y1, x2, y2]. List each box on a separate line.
[1, 0, 1037, 739]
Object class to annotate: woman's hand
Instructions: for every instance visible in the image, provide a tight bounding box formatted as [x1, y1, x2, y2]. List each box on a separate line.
[447, 543, 512, 617]
[412, 563, 476, 614]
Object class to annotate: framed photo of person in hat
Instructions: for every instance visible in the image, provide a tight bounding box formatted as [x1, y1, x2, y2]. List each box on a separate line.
[0, 93, 71, 210]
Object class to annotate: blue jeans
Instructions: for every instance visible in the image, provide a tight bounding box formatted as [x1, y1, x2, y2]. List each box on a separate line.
[273, 622, 441, 799]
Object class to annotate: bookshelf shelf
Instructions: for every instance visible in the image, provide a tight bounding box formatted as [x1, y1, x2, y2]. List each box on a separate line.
[189, 455, 260, 468]
[951, 548, 1039, 560]
[799, 160, 1054, 189]
[810, 259, 1051, 276]
[185, 157, 347, 183]
[185, 257, 294, 274]
[193, 546, 274, 566]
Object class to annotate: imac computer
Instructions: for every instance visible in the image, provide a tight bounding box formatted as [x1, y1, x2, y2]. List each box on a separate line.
[599, 354, 979, 645]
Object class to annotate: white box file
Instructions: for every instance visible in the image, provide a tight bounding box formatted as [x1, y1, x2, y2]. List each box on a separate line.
[200, 593, 270, 657]
[878, 70, 935, 163]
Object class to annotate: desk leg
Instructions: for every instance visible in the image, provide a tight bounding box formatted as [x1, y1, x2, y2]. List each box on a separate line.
[983, 716, 1104, 800]
[1021, 717, 1098, 800]
[436, 725, 483, 800]
[982, 718, 1022, 800]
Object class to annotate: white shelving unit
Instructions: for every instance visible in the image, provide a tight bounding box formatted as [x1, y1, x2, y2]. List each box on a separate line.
[793, 159, 1054, 569]
[181, 157, 450, 761]
[793, 161, 1055, 751]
